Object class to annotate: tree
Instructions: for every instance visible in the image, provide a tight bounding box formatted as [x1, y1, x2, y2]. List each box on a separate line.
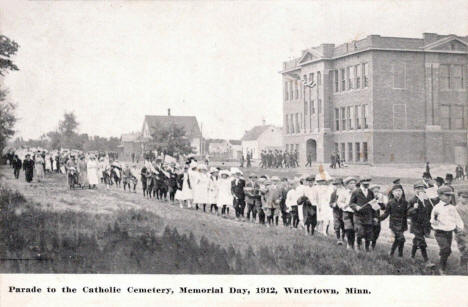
[59, 112, 79, 137]
[0, 35, 19, 155]
[150, 123, 194, 158]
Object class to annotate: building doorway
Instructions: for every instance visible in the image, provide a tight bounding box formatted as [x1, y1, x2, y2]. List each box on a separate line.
[306, 139, 317, 162]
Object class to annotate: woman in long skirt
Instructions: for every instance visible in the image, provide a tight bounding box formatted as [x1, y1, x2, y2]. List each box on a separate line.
[175, 166, 193, 208]
[35, 154, 45, 182]
[217, 170, 233, 217]
[192, 165, 210, 211]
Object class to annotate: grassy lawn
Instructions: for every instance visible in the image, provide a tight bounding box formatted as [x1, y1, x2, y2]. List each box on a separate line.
[0, 166, 464, 274]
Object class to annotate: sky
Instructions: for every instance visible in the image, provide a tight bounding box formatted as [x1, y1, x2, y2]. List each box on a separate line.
[1, 0, 467, 140]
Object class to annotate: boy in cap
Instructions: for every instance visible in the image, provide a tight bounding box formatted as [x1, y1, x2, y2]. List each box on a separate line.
[298, 176, 317, 235]
[350, 177, 375, 251]
[444, 173, 456, 205]
[338, 177, 357, 249]
[231, 169, 246, 221]
[408, 181, 435, 266]
[330, 178, 345, 245]
[380, 183, 408, 257]
[244, 175, 260, 222]
[431, 186, 464, 274]
[369, 184, 387, 250]
[456, 190, 468, 272]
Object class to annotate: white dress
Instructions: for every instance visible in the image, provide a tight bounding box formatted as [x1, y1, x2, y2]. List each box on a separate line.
[175, 172, 193, 201]
[207, 176, 218, 204]
[87, 160, 100, 185]
[45, 156, 52, 171]
[193, 172, 210, 204]
[216, 177, 233, 206]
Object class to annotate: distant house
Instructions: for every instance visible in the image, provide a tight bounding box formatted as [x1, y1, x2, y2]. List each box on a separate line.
[141, 112, 203, 155]
[206, 139, 242, 160]
[120, 132, 142, 159]
[241, 125, 283, 160]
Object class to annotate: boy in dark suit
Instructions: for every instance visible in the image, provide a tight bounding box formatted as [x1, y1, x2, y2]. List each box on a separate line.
[349, 178, 375, 251]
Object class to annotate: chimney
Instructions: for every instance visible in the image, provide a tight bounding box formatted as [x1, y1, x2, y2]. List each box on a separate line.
[168, 108, 171, 116]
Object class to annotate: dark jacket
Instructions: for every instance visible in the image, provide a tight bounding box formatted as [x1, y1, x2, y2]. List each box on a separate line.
[379, 197, 408, 232]
[407, 196, 433, 236]
[231, 178, 246, 200]
[349, 188, 375, 225]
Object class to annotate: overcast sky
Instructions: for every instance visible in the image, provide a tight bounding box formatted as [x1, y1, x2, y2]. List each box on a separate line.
[1, 0, 467, 140]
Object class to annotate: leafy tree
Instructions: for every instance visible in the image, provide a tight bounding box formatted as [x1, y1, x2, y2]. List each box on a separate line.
[0, 35, 19, 155]
[150, 123, 194, 157]
[59, 112, 79, 137]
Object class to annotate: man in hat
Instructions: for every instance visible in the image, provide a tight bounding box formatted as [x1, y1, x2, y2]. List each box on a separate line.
[12, 154, 22, 179]
[244, 175, 260, 223]
[408, 181, 435, 266]
[349, 177, 375, 251]
[456, 190, 468, 272]
[444, 173, 456, 205]
[431, 186, 464, 274]
[22, 154, 34, 183]
[231, 168, 246, 220]
[330, 178, 345, 245]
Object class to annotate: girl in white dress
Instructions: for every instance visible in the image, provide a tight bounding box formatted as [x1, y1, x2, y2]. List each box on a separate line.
[175, 166, 193, 209]
[192, 165, 210, 211]
[208, 168, 219, 214]
[217, 170, 233, 217]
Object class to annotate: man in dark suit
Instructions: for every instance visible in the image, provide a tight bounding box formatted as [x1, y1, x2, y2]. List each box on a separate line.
[349, 177, 375, 251]
[231, 168, 246, 220]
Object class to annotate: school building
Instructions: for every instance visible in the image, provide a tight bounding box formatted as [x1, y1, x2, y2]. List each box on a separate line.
[281, 33, 468, 165]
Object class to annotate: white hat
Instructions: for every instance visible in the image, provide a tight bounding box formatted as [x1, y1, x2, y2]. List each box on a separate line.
[230, 167, 242, 175]
[209, 167, 218, 173]
[190, 161, 198, 169]
[219, 170, 230, 176]
[198, 164, 207, 171]
[271, 176, 280, 182]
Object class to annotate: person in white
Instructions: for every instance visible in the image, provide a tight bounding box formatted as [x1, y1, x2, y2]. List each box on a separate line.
[86, 155, 100, 189]
[217, 170, 233, 217]
[193, 164, 210, 212]
[175, 165, 193, 209]
[431, 186, 464, 274]
[285, 178, 300, 229]
[208, 167, 219, 214]
[313, 172, 334, 235]
[337, 177, 357, 250]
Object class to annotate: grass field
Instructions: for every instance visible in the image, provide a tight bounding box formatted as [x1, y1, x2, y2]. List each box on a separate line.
[0, 165, 465, 274]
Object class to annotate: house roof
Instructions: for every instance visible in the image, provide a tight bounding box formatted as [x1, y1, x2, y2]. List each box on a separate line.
[241, 125, 274, 141]
[121, 132, 141, 142]
[144, 115, 202, 138]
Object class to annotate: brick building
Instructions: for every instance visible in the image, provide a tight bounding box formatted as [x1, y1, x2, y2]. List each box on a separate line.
[281, 33, 468, 165]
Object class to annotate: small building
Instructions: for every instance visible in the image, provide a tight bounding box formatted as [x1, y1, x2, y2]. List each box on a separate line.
[119, 132, 142, 160]
[141, 112, 203, 155]
[241, 125, 283, 160]
[206, 139, 243, 160]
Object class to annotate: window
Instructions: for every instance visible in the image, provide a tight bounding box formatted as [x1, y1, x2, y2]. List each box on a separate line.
[311, 100, 315, 114]
[341, 107, 346, 130]
[335, 108, 340, 131]
[317, 71, 322, 86]
[318, 99, 322, 114]
[362, 63, 369, 87]
[393, 63, 406, 89]
[362, 104, 369, 128]
[341, 143, 345, 162]
[440, 64, 450, 90]
[309, 73, 315, 84]
[284, 82, 289, 100]
[355, 105, 361, 129]
[295, 113, 300, 132]
[393, 104, 407, 129]
[355, 142, 361, 162]
[289, 81, 293, 99]
[452, 105, 465, 129]
[295, 81, 299, 99]
[452, 65, 464, 89]
[362, 142, 368, 162]
[340, 69, 345, 91]
[285, 115, 289, 134]
[441, 105, 465, 129]
[334, 70, 339, 92]
[355, 64, 361, 88]
[346, 107, 352, 130]
[347, 66, 353, 90]
[348, 143, 353, 162]
[304, 101, 308, 116]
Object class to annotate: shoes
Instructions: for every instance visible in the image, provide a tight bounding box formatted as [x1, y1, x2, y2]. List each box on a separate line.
[337, 240, 343, 246]
[425, 262, 436, 269]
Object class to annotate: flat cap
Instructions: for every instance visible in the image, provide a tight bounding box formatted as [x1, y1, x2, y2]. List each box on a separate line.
[413, 181, 426, 189]
[360, 177, 372, 183]
[333, 178, 343, 185]
[343, 176, 357, 184]
[438, 186, 454, 195]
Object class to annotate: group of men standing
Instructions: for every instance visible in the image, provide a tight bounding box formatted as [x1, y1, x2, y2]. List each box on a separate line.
[259, 149, 298, 168]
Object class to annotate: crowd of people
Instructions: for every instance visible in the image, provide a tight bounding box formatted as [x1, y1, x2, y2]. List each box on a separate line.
[259, 149, 299, 168]
[3, 149, 468, 275]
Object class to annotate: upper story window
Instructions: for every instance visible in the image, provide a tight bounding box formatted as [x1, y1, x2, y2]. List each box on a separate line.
[355, 64, 361, 89]
[285, 115, 289, 134]
[392, 62, 406, 89]
[340, 69, 346, 91]
[441, 105, 465, 129]
[309, 73, 315, 84]
[362, 104, 369, 129]
[334, 70, 339, 92]
[393, 104, 407, 129]
[347, 66, 353, 90]
[341, 107, 346, 130]
[335, 108, 340, 131]
[284, 82, 289, 100]
[362, 63, 369, 88]
[317, 71, 322, 86]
